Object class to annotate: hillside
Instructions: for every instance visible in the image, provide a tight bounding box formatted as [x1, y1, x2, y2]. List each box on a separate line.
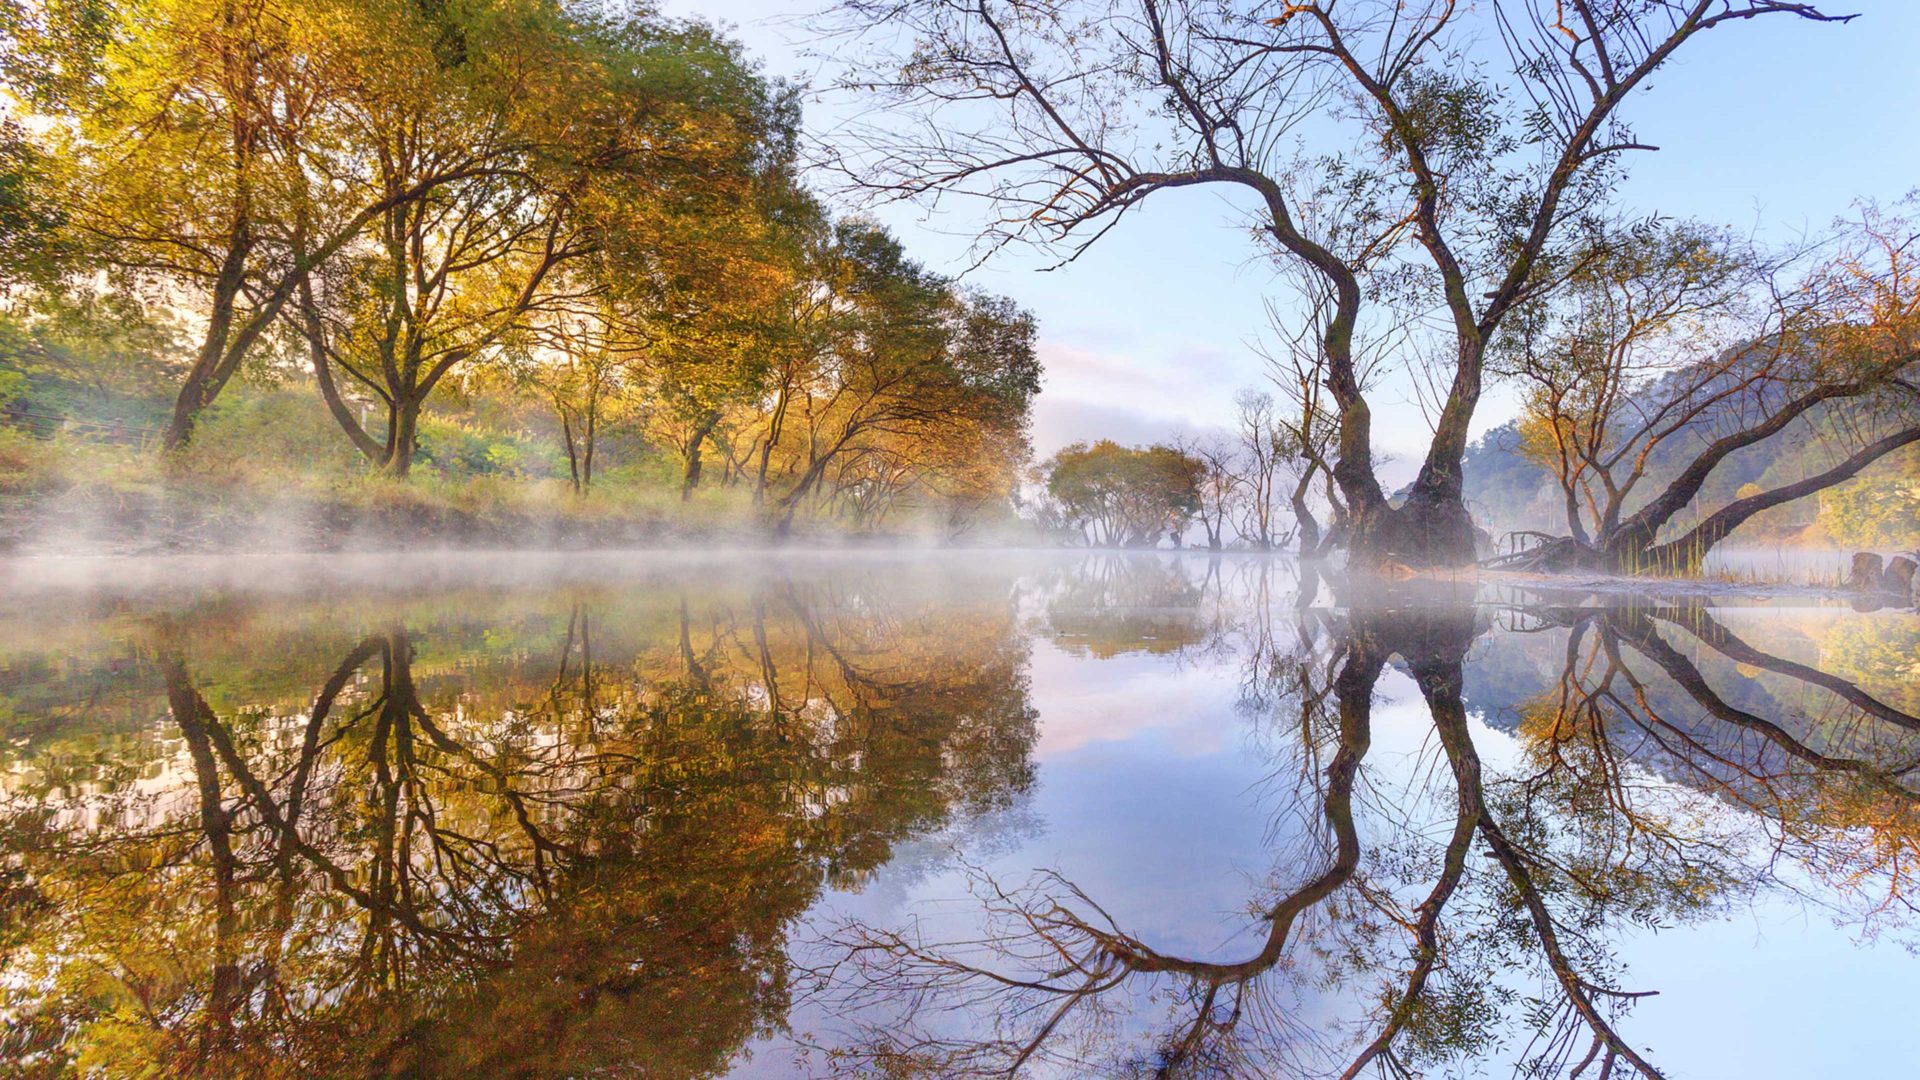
[1461, 404, 1920, 552]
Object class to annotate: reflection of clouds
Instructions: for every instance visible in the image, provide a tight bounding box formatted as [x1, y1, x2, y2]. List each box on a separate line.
[1027, 638, 1241, 758]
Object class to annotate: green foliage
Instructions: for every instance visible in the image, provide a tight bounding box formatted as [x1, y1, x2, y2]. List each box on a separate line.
[0, 288, 182, 430]
[0, 119, 67, 286]
[1818, 454, 1920, 547]
[415, 414, 561, 480]
[184, 389, 365, 479]
[1043, 440, 1203, 547]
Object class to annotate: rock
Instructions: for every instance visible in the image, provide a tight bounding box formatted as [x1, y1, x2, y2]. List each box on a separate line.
[1847, 552, 1884, 593]
[1883, 555, 1917, 599]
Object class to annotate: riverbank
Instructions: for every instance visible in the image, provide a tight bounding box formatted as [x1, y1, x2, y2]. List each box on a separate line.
[0, 471, 757, 554]
[0, 437, 1025, 554]
[1478, 566, 1918, 608]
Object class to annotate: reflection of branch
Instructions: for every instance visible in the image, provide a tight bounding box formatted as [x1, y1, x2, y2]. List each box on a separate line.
[1429, 693, 1664, 1079]
[1610, 610, 1920, 789]
[1650, 607, 1920, 732]
[1525, 603, 1920, 932]
[815, 633, 1376, 1074]
[1341, 652, 1481, 1080]
[162, 655, 243, 1051]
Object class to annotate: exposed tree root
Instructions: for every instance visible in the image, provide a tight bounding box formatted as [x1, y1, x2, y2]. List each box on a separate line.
[1479, 535, 1605, 573]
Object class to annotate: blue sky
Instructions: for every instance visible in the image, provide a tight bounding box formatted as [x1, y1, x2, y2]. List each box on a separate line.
[665, 1, 1920, 475]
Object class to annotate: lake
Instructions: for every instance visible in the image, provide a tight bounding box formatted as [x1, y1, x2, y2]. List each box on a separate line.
[1, 551, 1915, 1077]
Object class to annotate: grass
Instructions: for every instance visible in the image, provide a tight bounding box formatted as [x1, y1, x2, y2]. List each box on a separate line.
[1695, 551, 1848, 589]
[0, 422, 775, 553]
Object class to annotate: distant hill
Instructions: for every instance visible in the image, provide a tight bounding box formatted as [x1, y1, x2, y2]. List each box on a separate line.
[1459, 403, 1920, 551]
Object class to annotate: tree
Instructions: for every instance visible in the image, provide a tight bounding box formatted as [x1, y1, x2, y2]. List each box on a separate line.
[1178, 433, 1242, 552]
[831, 0, 1853, 568]
[1256, 283, 1382, 558]
[761, 222, 1040, 537]
[294, 2, 784, 476]
[1230, 388, 1286, 551]
[14, 0, 513, 451]
[1043, 440, 1202, 547]
[505, 290, 641, 495]
[1493, 207, 1920, 573]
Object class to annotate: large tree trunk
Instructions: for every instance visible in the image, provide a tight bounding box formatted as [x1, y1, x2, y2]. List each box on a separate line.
[1358, 490, 1481, 569]
[1349, 337, 1484, 569]
[165, 231, 254, 452]
[680, 410, 720, 501]
[1622, 426, 1920, 573]
[1336, 472, 1479, 570]
[1495, 425, 1920, 576]
[384, 401, 420, 477]
[1289, 463, 1322, 558]
[1314, 294, 1483, 569]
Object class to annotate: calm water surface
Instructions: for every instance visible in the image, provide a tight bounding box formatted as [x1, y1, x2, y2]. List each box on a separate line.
[1, 552, 1916, 1078]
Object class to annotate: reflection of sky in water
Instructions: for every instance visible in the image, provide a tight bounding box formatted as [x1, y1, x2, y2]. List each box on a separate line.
[767, 593, 1916, 1077]
[2, 552, 1913, 1077]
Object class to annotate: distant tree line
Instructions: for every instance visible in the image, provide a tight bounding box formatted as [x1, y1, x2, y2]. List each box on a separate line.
[1030, 381, 1340, 551]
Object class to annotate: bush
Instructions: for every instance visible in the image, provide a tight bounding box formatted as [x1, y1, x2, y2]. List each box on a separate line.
[1819, 471, 1920, 548]
[415, 415, 562, 480]
[0, 425, 42, 492]
[183, 388, 365, 485]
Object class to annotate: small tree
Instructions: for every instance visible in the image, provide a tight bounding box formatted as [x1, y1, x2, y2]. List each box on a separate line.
[1231, 389, 1286, 551]
[1044, 441, 1203, 547]
[1178, 434, 1243, 552]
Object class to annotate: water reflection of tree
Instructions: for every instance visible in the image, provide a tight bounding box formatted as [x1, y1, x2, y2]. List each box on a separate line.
[1039, 553, 1214, 659]
[0, 577, 1039, 1077]
[1034, 554, 1313, 706]
[815, 597, 1920, 1078]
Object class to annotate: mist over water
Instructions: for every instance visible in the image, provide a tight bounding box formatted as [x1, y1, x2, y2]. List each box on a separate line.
[1, 550, 1914, 1077]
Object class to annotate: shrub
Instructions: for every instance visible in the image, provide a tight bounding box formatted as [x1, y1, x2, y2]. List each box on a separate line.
[184, 388, 365, 485]
[415, 415, 562, 480]
[1819, 473, 1920, 548]
[0, 425, 42, 492]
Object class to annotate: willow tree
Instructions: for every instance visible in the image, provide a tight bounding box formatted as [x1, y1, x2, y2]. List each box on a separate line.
[8, 0, 505, 450]
[762, 222, 1041, 537]
[1042, 440, 1204, 547]
[293, 3, 787, 476]
[1494, 208, 1920, 573]
[830, 0, 1853, 568]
